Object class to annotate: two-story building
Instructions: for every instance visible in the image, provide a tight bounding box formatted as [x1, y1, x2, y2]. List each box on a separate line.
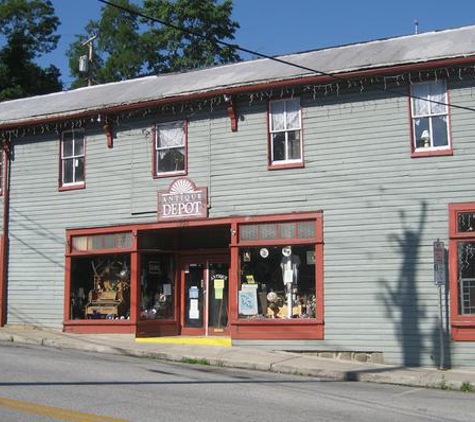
[1, 25, 475, 367]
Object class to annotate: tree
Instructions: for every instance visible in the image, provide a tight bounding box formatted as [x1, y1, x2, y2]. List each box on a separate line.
[141, 0, 240, 74]
[67, 0, 240, 87]
[0, 0, 62, 101]
[67, 0, 143, 89]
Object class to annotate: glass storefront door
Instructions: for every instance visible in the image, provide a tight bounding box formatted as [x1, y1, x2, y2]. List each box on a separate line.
[181, 258, 229, 335]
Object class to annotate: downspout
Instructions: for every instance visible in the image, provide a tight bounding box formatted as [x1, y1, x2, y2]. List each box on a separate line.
[0, 137, 11, 326]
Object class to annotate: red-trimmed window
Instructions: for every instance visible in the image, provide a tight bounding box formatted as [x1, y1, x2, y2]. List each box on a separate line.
[449, 203, 475, 341]
[410, 80, 452, 157]
[154, 120, 187, 177]
[60, 129, 85, 189]
[268, 98, 303, 168]
[0, 148, 3, 195]
[236, 217, 322, 322]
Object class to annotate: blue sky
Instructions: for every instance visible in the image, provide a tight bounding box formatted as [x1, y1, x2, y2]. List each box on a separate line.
[43, 0, 475, 88]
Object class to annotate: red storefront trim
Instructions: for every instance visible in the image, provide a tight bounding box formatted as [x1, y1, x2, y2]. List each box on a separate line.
[449, 203, 475, 341]
[63, 211, 324, 341]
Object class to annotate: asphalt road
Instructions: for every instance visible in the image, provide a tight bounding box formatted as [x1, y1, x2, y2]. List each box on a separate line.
[0, 341, 473, 422]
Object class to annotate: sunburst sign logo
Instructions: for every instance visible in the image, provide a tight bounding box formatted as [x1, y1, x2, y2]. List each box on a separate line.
[157, 178, 208, 221]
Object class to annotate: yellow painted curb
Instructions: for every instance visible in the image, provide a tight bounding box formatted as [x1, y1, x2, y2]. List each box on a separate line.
[135, 336, 232, 347]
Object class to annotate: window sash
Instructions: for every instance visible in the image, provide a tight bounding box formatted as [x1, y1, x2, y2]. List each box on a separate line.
[61, 131, 85, 185]
[155, 122, 186, 174]
[411, 81, 450, 150]
[269, 99, 302, 163]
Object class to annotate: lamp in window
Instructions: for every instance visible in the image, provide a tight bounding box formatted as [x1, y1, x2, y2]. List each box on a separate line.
[419, 129, 431, 148]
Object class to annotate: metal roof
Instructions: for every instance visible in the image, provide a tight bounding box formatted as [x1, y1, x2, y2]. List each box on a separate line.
[2, 24, 475, 127]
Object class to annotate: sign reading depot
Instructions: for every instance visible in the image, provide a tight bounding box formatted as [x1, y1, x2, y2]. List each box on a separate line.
[157, 178, 208, 221]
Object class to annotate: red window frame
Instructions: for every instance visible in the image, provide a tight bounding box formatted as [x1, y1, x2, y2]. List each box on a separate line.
[59, 129, 86, 191]
[267, 97, 304, 170]
[449, 202, 475, 341]
[231, 212, 324, 340]
[409, 79, 453, 158]
[0, 148, 3, 196]
[152, 120, 188, 179]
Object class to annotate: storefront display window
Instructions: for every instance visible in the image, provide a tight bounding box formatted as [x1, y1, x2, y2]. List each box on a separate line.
[449, 203, 475, 341]
[70, 253, 130, 320]
[140, 254, 175, 320]
[238, 245, 316, 319]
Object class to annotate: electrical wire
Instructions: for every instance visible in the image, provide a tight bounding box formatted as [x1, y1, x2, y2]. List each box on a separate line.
[97, 0, 475, 113]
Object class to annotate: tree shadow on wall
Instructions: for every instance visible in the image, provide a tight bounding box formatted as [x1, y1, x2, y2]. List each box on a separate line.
[377, 202, 427, 367]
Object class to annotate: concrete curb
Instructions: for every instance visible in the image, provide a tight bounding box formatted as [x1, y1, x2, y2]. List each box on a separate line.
[1, 329, 474, 391]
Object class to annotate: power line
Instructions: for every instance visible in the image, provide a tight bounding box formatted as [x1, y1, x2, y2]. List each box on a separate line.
[97, 0, 475, 113]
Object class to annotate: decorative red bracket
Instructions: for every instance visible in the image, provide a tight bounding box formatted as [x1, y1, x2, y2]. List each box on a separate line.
[225, 95, 238, 132]
[103, 119, 113, 148]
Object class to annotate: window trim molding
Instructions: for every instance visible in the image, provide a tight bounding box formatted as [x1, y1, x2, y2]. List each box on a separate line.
[152, 119, 188, 179]
[449, 202, 475, 341]
[58, 129, 86, 191]
[267, 97, 304, 170]
[409, 80, 453, 158]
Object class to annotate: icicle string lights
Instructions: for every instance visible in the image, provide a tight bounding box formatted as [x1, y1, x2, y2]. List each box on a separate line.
[3, 65, 475, 140]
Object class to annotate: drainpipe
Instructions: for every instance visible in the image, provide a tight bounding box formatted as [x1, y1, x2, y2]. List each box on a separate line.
[0, 137, 11, 326]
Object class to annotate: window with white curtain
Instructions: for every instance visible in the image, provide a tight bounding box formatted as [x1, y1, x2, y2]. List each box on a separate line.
[61, 129, 85, 187]
[269, 98, 302, 166]
[410, 80, 451, 152]
[155, 121, 186, 175]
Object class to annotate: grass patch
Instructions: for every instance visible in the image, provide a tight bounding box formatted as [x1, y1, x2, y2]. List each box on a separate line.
[180, 357, 210, 366]
[460, 382, 474, 393]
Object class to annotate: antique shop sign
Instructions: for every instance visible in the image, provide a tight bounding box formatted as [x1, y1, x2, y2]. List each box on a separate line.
[158, 178, 208, 221]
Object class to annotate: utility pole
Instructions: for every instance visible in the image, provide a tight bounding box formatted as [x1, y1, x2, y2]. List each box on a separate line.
[79, 34, 98, 87]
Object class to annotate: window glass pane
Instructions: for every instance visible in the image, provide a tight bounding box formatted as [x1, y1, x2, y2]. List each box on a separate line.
[278, 222, 295, 238]
[63, 158, 74, 184]
[140, 254, 175, 320]
[432, 116, 449, 147]
[429, 81, 448, 114]
[458, 242, 475, 314]
[458, 212, 475, 233]
[412, 83, 431, 116]
[298, 221, 316, 238]
[240, 225, 259, 241]
[285, 99, 300, 129]
[260, 224, 277, 240]
[272, 133, 286, 161]
[288, 131, 301, 160]
[75, 157, 85, 182]
[157, 147, 185, 173]
[63, 137, 73, 158]
[239, 220, 316, 242]
[71, 232, 132, 252]
[238, 245, 316, 319]
[69, 254, 131, 320]
[413, 117, 430, 148]
[157, 123, 184, 148]
[270, 101, 285, 131]
[74, 135, 84, 156]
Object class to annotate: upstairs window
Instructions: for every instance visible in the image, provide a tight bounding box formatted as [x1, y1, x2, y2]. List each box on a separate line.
[60, 129, 85, 189]
[410, 80, 452, 156]
[154, 121, 187, 177]
[269, 98, 303, 168]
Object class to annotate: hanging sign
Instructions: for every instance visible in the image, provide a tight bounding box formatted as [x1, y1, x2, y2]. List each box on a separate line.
[158, 178, 208, 221]
[433, 240, 445, 286]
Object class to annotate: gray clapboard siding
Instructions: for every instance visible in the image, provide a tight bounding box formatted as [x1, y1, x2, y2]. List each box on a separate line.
[3, 77, 475, 366]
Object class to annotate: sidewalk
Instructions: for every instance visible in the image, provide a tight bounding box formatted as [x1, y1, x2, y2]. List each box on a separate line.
[1, 325, 475, 391]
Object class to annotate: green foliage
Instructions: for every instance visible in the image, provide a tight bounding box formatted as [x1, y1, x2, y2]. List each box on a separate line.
[67, 0, 143, 89]
[68, 0, 240, 87]
[0, 0, 62, 100]
[180, 357, 210, 365]
[460, 382, 474, 392]
[141, 0, 240, 74]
